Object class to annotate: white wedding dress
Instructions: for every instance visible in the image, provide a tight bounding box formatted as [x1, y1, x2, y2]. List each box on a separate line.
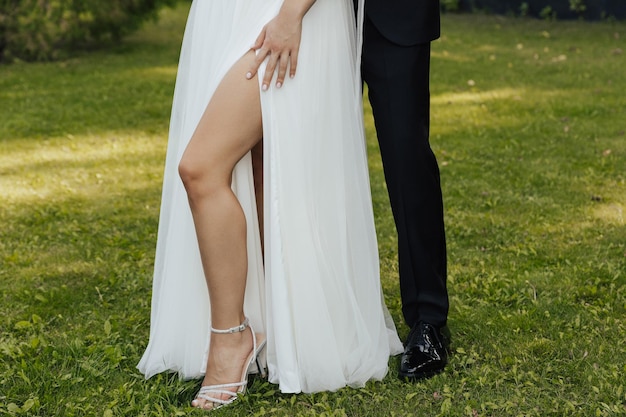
[137, 0, 403, 394]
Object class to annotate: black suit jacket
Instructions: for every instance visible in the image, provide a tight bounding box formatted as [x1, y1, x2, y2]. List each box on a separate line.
[364, 0, 441, 46]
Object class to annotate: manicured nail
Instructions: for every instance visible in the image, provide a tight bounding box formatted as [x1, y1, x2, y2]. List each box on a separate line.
[262, 84, 268, 91]
[246, 72, 252, 79]
[290, 74, 295, 79]
[276, 82, 282, 88]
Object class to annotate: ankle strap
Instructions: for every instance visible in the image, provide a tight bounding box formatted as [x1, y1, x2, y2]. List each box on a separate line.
[211, 317, 249, 334]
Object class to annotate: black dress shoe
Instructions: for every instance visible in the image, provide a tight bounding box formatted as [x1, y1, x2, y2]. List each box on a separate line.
[398, 321, 449, 381]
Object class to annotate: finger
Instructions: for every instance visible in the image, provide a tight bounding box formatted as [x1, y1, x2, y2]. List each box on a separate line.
[247, 30, 267, 79]
[252, 27, 266, 50]
[247, 47, 269, 80]
[276, 54, 290, 88]
[262, 53, 279, 91]
[289, 47, 299, 79]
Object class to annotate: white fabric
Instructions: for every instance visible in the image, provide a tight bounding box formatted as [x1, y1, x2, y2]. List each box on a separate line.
[137, 0, 403, 394]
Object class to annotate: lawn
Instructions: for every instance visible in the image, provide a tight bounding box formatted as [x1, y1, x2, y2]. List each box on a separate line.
[1, 4, 625, 416]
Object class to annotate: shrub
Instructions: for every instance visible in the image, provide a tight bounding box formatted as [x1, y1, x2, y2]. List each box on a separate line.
[519, 2, 530, 17]
[0, 0, 178, 62]
[540, 5, 557, 20]
[441, 0, 461, 13]
[457, 0, 624, 20]
[569, 0, 586, 15]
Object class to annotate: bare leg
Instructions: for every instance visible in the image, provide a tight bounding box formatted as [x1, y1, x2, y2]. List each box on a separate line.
[251, 140, 264, 253]
[178, 51, 262, 409]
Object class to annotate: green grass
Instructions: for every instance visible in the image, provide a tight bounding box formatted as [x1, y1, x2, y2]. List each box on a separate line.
[1, 4, 625, 416]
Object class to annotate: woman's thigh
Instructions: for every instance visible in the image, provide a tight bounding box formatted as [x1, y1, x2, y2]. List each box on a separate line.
[180, 50, 263, 186]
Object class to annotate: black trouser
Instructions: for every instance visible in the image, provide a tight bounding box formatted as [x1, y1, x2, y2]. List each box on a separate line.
[362, 16, 449, 328]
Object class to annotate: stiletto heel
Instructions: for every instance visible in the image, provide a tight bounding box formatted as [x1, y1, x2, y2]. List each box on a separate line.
[192, 318, 266, 410]
[254, 356, 267, 378]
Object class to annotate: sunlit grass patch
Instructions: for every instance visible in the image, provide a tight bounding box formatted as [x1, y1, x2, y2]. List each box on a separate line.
[1, 134, 165, 204]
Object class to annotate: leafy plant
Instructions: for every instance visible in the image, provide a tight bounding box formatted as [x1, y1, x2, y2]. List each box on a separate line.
[519, 2, 530, 17]
[539, 5, 557, 20]
[0, 0, 178, 62]
[569, 0, 587, 15]
[441, 0, 461, 13]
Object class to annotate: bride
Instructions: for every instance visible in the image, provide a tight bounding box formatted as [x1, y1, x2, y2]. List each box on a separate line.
[137, 0, 402, 410]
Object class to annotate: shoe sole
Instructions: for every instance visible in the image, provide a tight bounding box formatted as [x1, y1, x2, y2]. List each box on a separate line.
[398, 367, 444, 382]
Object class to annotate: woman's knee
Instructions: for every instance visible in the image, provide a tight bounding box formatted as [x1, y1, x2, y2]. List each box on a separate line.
[178, 155, 223, 200]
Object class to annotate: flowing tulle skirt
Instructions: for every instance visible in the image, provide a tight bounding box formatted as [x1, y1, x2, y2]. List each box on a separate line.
[137, 0, 403, 394]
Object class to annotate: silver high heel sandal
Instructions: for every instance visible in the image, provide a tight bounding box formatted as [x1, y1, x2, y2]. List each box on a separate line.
[192, 318, 266, 410]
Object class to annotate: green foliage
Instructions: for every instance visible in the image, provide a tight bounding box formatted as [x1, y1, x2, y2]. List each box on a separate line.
[519, 2, 530, 17]
[441, 0, 461, 13]
[569, 0, 587, 15]
[540, 5, 557, 20]
[0, 0, 178, 62]
[1, 4, 626, 416]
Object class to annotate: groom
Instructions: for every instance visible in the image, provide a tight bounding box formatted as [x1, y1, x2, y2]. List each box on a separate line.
[247, 0, 449, 382]
[360, 0, 450, 381]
